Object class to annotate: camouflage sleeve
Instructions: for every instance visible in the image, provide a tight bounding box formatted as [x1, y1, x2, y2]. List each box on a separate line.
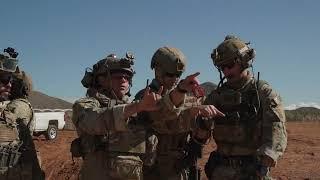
[158, 92, 185, 117]
[153, 92, 213, 133]
[6, 99, 34, 135]
[137, 91, 185, 124]
[256, 83, 287, 162]
[197, 91, 218, 131]
[173, 96, 212, 132]
[136, 88, 212, 133]
[136, 89, 185, 123]
[72, 97, 130, 135]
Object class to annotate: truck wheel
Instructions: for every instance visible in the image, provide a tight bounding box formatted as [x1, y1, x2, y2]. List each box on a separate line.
[46, 125, 58, 140]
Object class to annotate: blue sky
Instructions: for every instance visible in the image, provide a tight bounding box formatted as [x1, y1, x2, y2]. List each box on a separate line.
[1, 0, 319, 107]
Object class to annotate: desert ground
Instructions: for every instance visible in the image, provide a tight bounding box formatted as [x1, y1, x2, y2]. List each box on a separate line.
[34, 121, 320, 180]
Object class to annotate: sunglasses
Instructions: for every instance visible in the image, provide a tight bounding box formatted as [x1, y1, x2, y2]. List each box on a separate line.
[111, 74, 131, 81]
[0, 74, 13, 85]
[165, 72, 182, 78]
[219, 62, 236, 71]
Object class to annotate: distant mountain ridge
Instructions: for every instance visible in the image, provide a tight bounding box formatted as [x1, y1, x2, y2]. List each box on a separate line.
[29, 91, 73, 109]
[285, 102, 320, 110]
[285, 107, 320, 121]
[200, 82, 217, 95]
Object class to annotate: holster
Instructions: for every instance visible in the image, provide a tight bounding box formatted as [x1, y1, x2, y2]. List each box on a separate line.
[174, 139, 202, 180]
[70, 138, 83, 158]
[205, 151, 218, 179]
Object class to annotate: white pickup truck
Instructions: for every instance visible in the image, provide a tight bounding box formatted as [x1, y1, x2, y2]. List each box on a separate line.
[33, 109, 69, 140]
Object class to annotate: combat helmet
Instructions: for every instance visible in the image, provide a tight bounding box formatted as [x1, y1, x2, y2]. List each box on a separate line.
[0, 47, 19, 73]
[211, 35, 255, 70]
[81, 52, 135, 88]
[151, 47, 186, 77]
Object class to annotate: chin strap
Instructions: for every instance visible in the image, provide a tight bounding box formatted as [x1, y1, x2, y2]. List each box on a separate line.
[217, 70, 226, 91]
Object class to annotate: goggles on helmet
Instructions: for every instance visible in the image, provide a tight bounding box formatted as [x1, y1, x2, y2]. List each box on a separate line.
[0, 55, 18, 72]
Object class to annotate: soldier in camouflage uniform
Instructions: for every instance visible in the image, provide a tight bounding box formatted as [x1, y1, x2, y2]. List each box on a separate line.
[135, 47, 224, 180]
[71, 53, 162, 180]
[172, 35, 286, 180]
[0, 47, 44, 180]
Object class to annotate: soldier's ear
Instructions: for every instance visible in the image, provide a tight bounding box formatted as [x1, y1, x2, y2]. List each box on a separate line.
[97, 75, 112, 89]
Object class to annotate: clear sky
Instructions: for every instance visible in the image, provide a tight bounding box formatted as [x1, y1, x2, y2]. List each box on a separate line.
[1, 0, 319, 107]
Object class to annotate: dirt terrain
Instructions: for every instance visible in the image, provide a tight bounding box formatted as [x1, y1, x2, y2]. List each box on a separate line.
[34, 122, 320, 180]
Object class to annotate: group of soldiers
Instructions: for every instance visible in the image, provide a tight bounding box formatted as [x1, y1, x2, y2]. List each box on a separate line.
[0, 34, 287, 180]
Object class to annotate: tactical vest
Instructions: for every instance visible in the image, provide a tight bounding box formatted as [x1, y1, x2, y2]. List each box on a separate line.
[108, 99, 146, 154]
[78, 97, 146, 156]
[139, 80, 190, 155]
[0, 101, 22, 171]
[212, 80, 266, 155]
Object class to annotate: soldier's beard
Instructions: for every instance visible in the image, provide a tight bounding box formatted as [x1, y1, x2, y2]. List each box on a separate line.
[160, 78, 179, 91]
[226, 70, 252, 88]
[225, 74, 238, 83]
[225, 74, 235, 80]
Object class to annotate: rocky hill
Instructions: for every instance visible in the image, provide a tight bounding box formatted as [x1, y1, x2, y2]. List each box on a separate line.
[286, 107, 320, 121]
[200, 82, 217, 95]
[29, 91, 72, 109]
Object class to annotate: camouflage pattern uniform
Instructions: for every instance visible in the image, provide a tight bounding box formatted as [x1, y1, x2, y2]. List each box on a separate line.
[73, 92, 145, 180]
[72, 53, 148, 180]
[0, 48, 44, 180]
[73, 51, 198, 180]
[204, 36, 287, 180]
[135, 47, 206, 180]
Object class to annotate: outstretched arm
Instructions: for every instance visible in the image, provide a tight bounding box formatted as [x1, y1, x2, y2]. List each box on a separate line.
[124, 87, 163, 119]
[73, 87, 162, 135]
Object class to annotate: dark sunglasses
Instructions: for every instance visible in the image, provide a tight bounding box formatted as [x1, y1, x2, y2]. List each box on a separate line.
[111, 74, 131, 81]
[219, 62, 236, 71]
[0, 74, 13, 85]
[165, 72, 182, 78]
